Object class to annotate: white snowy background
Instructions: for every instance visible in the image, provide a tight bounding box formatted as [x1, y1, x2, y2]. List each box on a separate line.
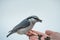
[0, 0, 60, 40]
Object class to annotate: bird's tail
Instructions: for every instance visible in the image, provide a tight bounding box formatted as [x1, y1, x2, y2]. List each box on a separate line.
[7, 32, 13, 37]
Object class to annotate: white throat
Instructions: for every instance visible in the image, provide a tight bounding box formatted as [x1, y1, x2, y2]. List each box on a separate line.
[29, 18, 37, 24]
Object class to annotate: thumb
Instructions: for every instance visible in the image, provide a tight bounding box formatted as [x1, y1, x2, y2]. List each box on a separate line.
[45, 30, 54, 36]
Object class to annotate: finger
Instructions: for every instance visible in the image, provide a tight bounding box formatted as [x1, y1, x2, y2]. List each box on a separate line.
[29, 36, 38, 40]
[26, 31, 31, 35]
[26, 31, 33, 36]
[31, 30, 48, 36]
[26, 30, 37, 36]
[45, 30, 54, 35]
[29, 30, 38, 36]
[45, 30, 60, 40]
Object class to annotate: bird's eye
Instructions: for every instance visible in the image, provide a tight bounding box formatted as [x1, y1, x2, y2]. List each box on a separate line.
[34, 18, 38, 20]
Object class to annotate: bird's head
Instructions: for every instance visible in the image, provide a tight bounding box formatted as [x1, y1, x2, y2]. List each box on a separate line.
[27, 16, 42, 23]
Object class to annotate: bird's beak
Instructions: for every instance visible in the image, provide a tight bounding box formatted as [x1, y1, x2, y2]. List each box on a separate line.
[38, 19, 42, 22]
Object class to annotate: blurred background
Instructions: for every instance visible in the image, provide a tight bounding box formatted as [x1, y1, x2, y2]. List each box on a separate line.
[0, 0, 60, 40]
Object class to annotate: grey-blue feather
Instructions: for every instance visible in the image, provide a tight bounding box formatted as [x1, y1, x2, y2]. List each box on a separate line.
[7, 19, 30, 37]
[12, 19, 30, 32]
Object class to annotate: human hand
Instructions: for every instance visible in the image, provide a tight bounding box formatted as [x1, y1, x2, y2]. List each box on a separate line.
[26, 30, 60, 40]
[45, 30, 60, 40]
[26, 30, 50, 40]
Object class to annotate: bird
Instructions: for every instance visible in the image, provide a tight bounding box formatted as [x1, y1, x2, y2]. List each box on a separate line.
[7, 15, 42, 37]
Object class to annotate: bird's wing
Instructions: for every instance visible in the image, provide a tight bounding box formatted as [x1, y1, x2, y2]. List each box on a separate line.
[11, 19, 30, 33]
[7, 19, 30, 37]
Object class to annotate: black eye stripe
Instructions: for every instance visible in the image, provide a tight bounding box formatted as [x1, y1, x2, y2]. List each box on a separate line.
[34, 18, 39, 20]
